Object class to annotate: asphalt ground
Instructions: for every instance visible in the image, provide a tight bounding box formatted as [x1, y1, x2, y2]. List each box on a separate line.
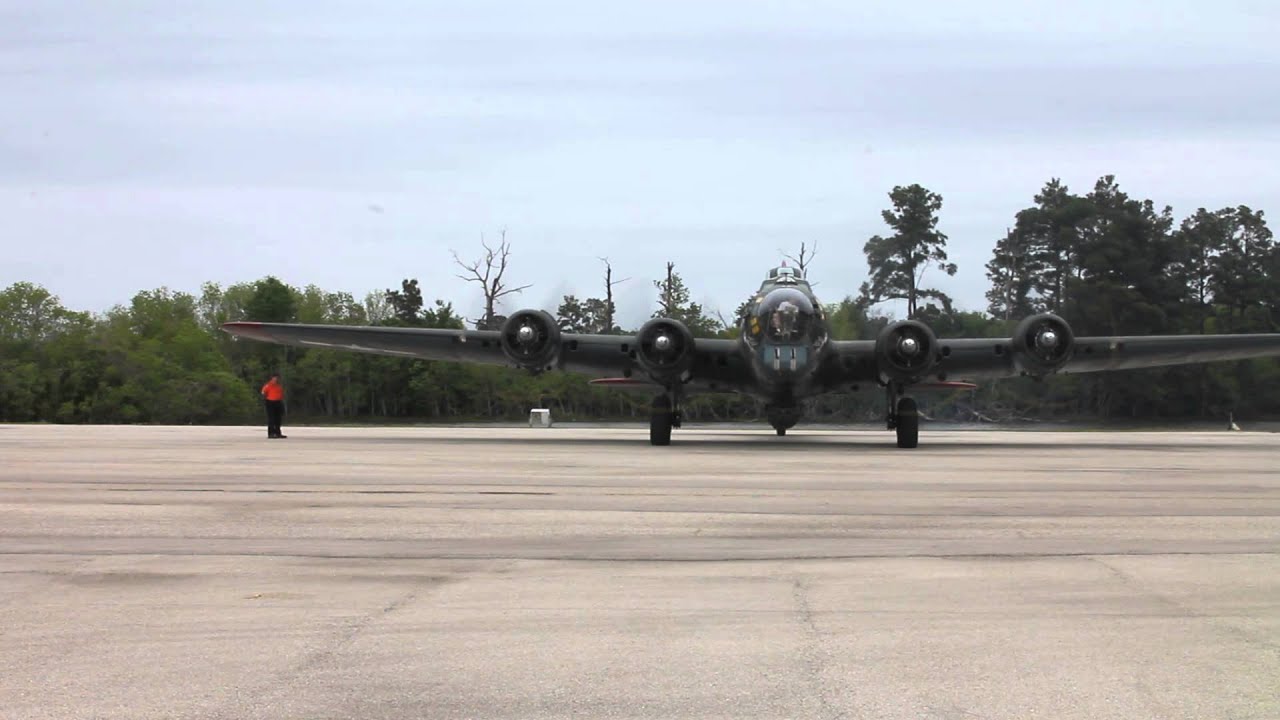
[1, 424, 1277, 719]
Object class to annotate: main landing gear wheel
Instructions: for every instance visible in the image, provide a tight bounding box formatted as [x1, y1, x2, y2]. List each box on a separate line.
[775, 427, 787, 436]
[895, 397, 919, 449]
[650, 395, 673, 446]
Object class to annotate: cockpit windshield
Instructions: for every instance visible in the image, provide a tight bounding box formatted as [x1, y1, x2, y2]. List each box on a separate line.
[767, 266, 802, 284]
[750, 288, 818, 344]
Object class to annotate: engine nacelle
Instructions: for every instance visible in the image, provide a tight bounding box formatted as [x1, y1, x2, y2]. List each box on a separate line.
[1011, 313, 1073, 374]
[636, 318, 696, 382]
[875, 320, 939, 384]
[499, 309, 561, 371]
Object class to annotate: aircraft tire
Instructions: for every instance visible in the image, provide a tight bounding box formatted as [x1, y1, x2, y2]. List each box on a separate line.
[650, 396, 673, 446]
[775, 427, 787, 436]
[895, 397, 919, 449]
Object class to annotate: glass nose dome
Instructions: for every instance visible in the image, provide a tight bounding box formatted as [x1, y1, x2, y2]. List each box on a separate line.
[751, 288, 817, 344]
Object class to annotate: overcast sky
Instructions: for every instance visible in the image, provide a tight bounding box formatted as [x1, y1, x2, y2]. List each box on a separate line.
[3, 0, 1278, 327]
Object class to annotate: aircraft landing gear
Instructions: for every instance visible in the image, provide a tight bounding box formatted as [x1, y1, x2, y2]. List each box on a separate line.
[650, 392, 682, 446]
[886, 385, 919, 449]
[766, 405, 800, 437]
[895, 397, 919, 448]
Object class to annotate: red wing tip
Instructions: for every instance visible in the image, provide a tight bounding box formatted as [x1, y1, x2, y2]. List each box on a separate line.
[220, 321, 271, 339]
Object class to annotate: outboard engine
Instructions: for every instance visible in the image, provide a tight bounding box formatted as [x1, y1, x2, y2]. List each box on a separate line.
[499, 310, 561, 371]
[875, 320, 938, 384]
[1011, 313, 1073, 374]
[636, 318, 696, 382]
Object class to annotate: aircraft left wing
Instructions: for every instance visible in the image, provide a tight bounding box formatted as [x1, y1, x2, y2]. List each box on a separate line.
[941, 332, 1280, 378]
[220, 321, 746, 386]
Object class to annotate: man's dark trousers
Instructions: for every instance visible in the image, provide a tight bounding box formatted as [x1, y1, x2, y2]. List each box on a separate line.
[265, 400, 284, 438]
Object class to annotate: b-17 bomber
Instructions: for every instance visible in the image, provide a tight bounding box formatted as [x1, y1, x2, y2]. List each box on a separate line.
[222, 266, 1280, 447]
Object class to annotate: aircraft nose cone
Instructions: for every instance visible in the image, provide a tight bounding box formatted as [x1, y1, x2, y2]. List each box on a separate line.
[899, 336, 920, 356]
[517, 325, 537, 344]
[1037, 329, 1058, 348]
[654, 335, 672, 352]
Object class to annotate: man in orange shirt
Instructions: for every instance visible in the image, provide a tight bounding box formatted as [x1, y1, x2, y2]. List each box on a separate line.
[260, 374, 287, 439]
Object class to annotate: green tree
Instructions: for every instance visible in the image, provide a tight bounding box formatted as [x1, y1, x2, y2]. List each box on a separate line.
[1208, 206, 1275, 331]
[244, 276, 296, 323]
[557, 295, 589, 333]
[1067, 175, 1178, 336]
[1171, 208, 1233, 333]
[422, 299, 464, 329]
[557, 295, 619, 334]
[196, 281, 259, 334]
[89, 288, 258, 424]
[824, 296, 893, 341]
[859, 184, 957, 318]
[294, 284, 364, 325]
[652, 262, 722, 336]
[363, 290, 392, 324]
[582, 298, 618, 334]
[985, 228, 1039, 320]
[0, 281, 80, 343]
[385, 279, 425, 326]
[1025, 179, 1093, 314]
[0, 283, 98, 422]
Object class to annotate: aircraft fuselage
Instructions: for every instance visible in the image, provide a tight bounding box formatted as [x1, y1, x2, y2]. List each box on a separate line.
[735, 266, 832, 428]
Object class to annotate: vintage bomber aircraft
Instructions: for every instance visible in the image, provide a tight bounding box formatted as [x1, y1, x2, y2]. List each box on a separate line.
[222, 265, 1280, 447]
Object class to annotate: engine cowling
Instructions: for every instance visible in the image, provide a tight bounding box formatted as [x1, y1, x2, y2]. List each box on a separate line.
[1011, 313, 1073, 374]
[875, 320, 939, 384]
[499, 309, 561, 371]
[636, 318, 696, 382]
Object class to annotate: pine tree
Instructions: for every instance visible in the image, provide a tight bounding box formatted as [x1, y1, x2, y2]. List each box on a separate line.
[859, 184, 956, 318]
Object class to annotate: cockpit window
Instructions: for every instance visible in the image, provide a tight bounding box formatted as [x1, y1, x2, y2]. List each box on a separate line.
[768, 266, 801, 285]
[748, 288, 821, 345]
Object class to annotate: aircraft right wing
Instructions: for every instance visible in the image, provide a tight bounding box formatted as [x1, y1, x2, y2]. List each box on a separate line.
[225, 321, 540, 365]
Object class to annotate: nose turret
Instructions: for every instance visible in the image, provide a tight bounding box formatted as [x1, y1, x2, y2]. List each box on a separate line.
[744, 287, 826, 379]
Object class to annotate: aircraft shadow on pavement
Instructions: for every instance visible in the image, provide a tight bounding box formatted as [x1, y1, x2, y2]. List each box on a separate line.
[320, 432, 1245, 453]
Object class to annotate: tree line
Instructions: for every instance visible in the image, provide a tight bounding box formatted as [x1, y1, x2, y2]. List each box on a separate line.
[2, 175, 1277, 426]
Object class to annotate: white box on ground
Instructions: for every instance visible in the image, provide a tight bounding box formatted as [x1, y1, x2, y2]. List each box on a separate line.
[528, 409, 552, 428]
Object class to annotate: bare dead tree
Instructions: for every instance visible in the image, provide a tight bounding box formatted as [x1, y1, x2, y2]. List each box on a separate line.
[655, 261, 676, 316]
[598, 257, 629, 334]
[782, 241, 818, 277]
[713, 308, 734, 329]
[451, 229, 533, 330]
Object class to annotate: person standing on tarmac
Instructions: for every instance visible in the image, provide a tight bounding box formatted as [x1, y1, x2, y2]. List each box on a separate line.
[261, 374, 287, 439]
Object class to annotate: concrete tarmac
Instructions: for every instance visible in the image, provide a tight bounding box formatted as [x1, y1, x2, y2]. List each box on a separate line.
[1, 424, 1277, 719]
